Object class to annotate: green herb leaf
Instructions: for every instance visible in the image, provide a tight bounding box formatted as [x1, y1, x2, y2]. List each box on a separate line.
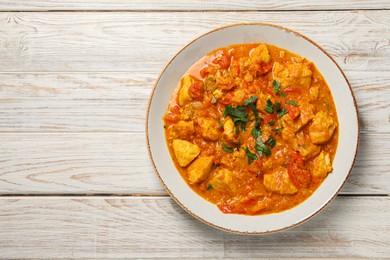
[255, 117, 263, 128]
[244, 147, 257, 164]
[211, 97, 217, 104]
[207, 184, 213, 190]
[222, 144, 234, 153]
[267, 136, 276, 148]
[224, 106, 248, 119]
[233, 117, 249, 124]
[264, 99, 274, 114]
[275, 101, 281, 112]
[251, 127, 262, 140]
[277, 108, 288, 118]
[269, 120, 275, 126]
[286, 100, 298, 106]
[249, 103, 259, 118]
[255, 143, 271, 157]
[273, 80, 281, 94]
[243, 95, 258, 106]
[280, 91, 287, 98]
[240, 121, 247, 132]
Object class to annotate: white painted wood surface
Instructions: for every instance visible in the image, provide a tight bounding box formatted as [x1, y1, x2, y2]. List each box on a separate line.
[0, 197, 389, 258]
[1, 0, 389, 11]
[0, 1, 389, 258]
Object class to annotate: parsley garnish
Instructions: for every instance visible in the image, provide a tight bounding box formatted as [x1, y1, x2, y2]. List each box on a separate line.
[243, 96, 258, 106]
[274, 101, 288, 118]
[223, 96, 258, 133]
[275, 101, 281, 112]
[269, 120, 275, 126]
[251, 127, 262, 140]
[286, 100, 298, 106]
[273, 80, 287, 97]
[264, 99, 274, 114]
[277, 108, 288, 118]
[207, 184, 213, 190]
[222, 144, 233, 153]
[224, 105, 247, 119]
[255, 141, 271, 157]
[267, 136, 276, 148]
[273, 80, 281, 94]
[244, 147, 258, 164]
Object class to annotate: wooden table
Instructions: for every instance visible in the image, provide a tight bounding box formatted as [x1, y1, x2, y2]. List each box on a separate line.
[0, 1, 389, 258]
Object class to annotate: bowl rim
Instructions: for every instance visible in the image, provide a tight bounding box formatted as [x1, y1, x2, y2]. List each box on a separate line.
[146, 22, 360, 235]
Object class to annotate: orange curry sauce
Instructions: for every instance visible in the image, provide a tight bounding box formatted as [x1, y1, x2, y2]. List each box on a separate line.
[163, 43, 338, 215]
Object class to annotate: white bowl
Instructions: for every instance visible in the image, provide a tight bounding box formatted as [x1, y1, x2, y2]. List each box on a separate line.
[146, 23, 359, 234]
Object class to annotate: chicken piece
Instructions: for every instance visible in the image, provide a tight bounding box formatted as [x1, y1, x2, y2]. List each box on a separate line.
[290, 131, 321, 160]
[255, 91, 272, 112]
[212, 89, 223, 99]
[220, 148, 247, 170]
[310, 85, 320, 100]
[178, 75, 193, 106]
[260, 124, 273, 143]
[263, 147, 289, 169]
[244, 73, 254, 83]
[187, 156, 214, 184]
[263, 167, 298, 195]
[172, 139, 200, 167]
[208, 168, 237, 193]
[170, 120, 195, 140]
[223, 117, 237, 143]
[311, 151, 333, 178]
[251, 44, 271, 64]
[281, 115, 297, 141]
[298, 102, 315, 128]
[229, 89, 247, 105]
[272, 62, 312, 89]
[309, 111, 337, 144]
[215, 70, 235, 90]
[197, 117, 222, 141]
[280, 102, 315, 140]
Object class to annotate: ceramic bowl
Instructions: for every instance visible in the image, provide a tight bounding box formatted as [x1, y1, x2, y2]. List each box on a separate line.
[146, 23, 359, 234]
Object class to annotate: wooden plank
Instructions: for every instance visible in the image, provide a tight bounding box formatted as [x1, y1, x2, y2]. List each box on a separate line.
[0, 132, 388, 195]
[0, 71, 388, 133]
[0, 196, 388, 258]
[0, 11, 389, 73]
[0, 133, 164, 194]
[1, 0, 389, 11]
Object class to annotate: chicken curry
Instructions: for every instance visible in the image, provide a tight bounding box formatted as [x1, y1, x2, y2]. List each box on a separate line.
[163, 43, 338, 215]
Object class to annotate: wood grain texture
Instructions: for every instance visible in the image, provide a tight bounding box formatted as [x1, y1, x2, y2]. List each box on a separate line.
[0, 133, 164, 194]
[0, 11, 389, 73]
[0, 71, 388, 133]
[1, 0, 389, 11]
[0, 2, 388, 259]
[0, 196, 389, 258]
[0, 132, 388, 195]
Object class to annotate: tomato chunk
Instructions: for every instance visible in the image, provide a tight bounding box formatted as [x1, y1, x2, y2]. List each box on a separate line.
[287, 152, 311, 188]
